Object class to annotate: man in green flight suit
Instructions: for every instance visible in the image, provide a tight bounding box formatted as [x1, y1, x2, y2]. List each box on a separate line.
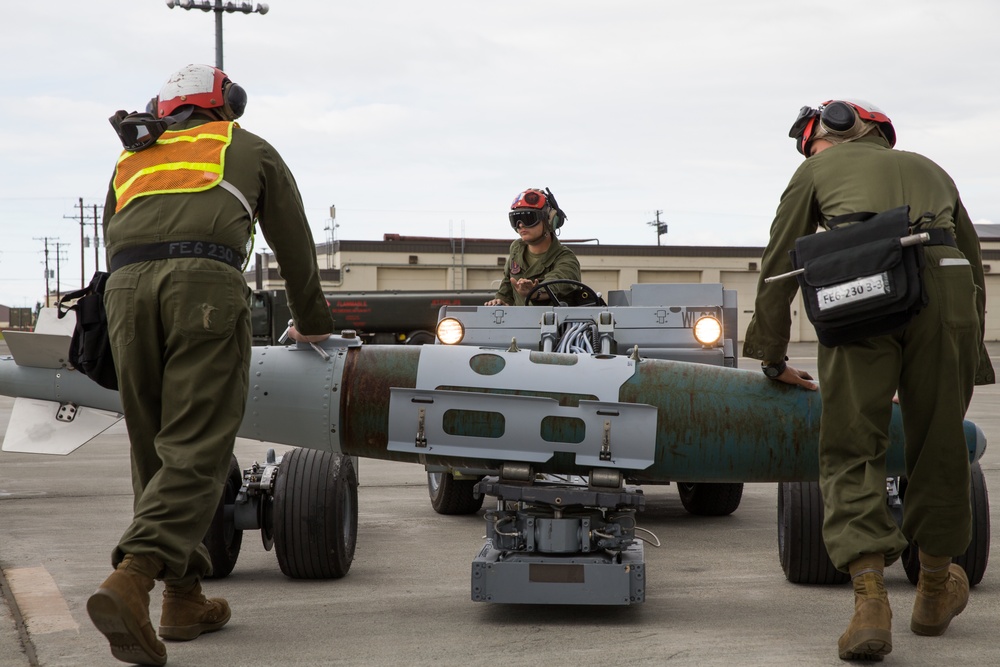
[486, 187, 582, 306]
[744, 99, 994, 662]
[89, 64, 334, 666]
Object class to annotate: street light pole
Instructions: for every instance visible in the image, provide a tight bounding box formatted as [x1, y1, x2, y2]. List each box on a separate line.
[165, 0, 269, 71]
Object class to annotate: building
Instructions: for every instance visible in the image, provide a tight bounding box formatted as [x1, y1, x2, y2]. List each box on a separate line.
[0, 305, 35, 331]
[247, 230, 1000, 343]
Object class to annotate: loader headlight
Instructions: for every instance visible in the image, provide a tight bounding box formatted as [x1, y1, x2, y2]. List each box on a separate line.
[436, 318, 465, 345]
[693, 316, 722, 347]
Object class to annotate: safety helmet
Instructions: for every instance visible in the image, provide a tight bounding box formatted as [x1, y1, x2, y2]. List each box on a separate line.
[508, 188, 566, 231]
[788, 99, 896, 156]
[156, 64, 247, 120]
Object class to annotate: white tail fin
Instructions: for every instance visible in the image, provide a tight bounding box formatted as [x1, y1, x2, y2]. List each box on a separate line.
[2, 397, 122, 456]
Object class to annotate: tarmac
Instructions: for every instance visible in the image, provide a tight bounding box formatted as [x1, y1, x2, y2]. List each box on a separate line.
[1, 340, 999, 667]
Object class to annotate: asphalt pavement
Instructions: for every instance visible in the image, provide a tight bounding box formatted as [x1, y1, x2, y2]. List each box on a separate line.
[2, 341, 999, 666]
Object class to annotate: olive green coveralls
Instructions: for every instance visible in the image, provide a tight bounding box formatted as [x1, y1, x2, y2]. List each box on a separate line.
[102, 118, 334, 585]
[743, 135, 994, 570]
[494, 235, 582, 306]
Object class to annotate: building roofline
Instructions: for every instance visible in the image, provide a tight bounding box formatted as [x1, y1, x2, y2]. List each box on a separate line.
[319, 238, 766, 258]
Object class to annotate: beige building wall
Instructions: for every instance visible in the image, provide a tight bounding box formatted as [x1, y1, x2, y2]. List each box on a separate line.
[252, 238, 1000, 342]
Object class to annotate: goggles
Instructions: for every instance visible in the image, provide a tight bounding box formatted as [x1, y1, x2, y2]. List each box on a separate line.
[788, 105, 820, 141]
[509, 209, 546, 229]
[108, 106, 194, 152]
[109, 111, 167, 152]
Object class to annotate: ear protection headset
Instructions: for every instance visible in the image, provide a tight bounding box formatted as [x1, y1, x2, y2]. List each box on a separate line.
[789, 99, 895, 156]
[216, 77, 248, 121]
[544, 188, 566, 230]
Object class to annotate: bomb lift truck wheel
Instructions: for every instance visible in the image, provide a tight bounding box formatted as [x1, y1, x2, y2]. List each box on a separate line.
[273, 448, 358, 579]
[427, 472, 485, 515]
[677, 482, 744, 516]
[203, 454, 244, 579]
[777, 480, 849, 585]
[900, 462, 989, 587]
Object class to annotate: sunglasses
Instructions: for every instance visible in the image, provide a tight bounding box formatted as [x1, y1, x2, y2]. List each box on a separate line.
[509, 210, 545, 229]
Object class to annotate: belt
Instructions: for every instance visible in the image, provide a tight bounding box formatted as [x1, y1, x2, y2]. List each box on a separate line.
[110, 241, 244, 272]
[921, 228, 957, 248]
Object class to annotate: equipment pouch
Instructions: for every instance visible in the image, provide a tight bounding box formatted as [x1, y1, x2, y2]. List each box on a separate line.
[57, 271, 118, 390]
[790, 206, 926, 347]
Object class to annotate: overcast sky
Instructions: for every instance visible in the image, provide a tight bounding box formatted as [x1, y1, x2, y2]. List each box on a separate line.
[1, 0, 997, 307]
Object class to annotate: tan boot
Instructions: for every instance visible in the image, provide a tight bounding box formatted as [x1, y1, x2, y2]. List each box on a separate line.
[838, 554, 892, 661]
[159, 581, 231, 641]
[910, 551, 969, 636]
[87, 553, 167, 666]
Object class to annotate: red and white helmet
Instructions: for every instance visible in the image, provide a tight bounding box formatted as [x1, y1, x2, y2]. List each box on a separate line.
[156, 64, 247, 120]
[789, 99, 895, 155]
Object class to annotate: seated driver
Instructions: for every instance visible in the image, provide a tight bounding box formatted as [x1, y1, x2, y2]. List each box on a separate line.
[485, 187, 582, 306]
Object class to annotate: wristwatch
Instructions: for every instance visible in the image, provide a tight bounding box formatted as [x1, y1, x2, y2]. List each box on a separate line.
[762, 359, 787, 379]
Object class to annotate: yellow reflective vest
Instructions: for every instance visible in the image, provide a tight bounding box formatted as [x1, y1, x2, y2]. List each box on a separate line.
[113, 121, 235, 213]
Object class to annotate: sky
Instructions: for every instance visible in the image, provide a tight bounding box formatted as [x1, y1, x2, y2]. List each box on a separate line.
[1, 0, 998, 307]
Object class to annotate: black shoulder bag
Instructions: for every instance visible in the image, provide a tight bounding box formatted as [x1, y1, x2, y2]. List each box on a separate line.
[789, 206, 927, 347]
[57, 271, 118, 390]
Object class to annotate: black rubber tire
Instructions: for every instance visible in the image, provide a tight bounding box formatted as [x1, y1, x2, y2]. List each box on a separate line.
[901, 463, 990, 587]
[427, 472, 484, 515]
[956, 462, 990, 586]
[273, 448, 358, 579]
[202, 454, 244, 579]
[676, 482, 744, 516]
[777, 481, 849, 585]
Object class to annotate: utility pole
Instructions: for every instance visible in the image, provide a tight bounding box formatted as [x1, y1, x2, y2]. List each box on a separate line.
[324, 204, 338, 268]
[93, 204, 102, 273]
[67, 197, 86, 288]
[54, 242, 70, 303]
[66, 198, 104, 286]
[647, 210, 668, 246]
[34, 237, 56, 306]
[165, 0, 270, 71]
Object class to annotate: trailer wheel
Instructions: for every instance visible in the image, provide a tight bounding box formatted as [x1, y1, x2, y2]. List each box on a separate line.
[273, 448, 358, 579]
[203, 454, 244, 579]
[427, 472, 484, 515]
[901, 463, 989, 587]
[777, 481, 849, 585]
[677, 482, 744, 516]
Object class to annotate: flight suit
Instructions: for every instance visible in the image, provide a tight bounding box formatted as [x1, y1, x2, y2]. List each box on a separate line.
[494, 235, 582, 306]
[102, 117, 334, 585]
[743, 134, 994, 570]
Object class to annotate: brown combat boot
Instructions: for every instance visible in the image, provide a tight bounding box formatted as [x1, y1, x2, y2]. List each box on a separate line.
[86, 553, 167, 666]
[159, 581, 231, 641]
[910, 551, 969, 636]
[838, 554, 892, 661]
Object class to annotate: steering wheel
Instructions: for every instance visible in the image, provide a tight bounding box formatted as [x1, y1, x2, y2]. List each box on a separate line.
[525, 279, 607, 307]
